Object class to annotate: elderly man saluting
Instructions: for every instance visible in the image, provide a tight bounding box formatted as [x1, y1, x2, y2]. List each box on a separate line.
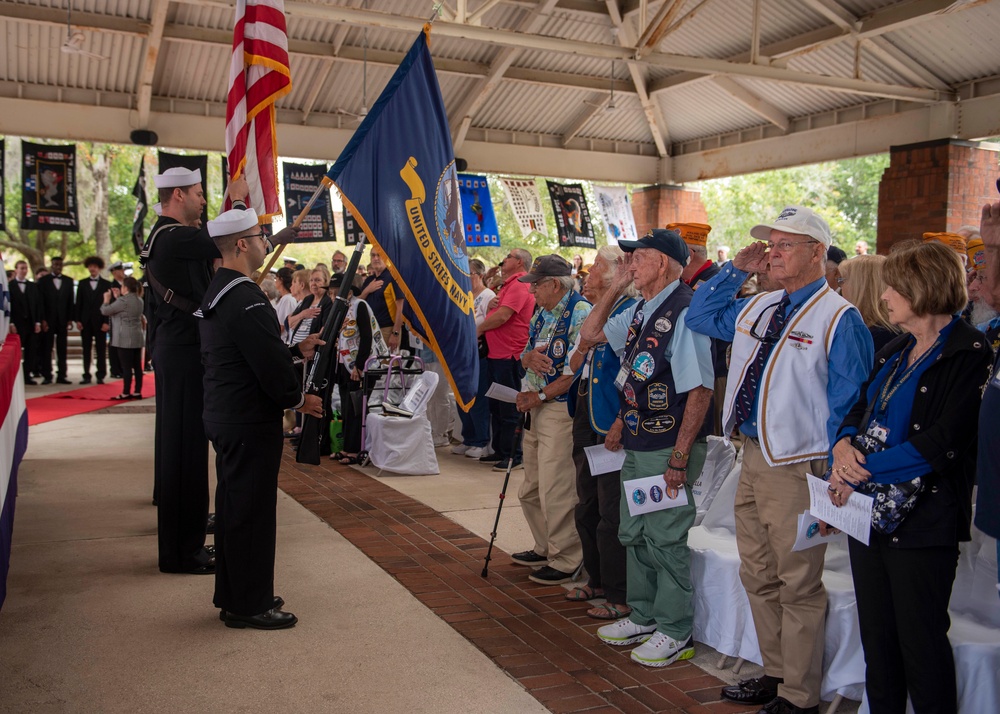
[578, 229, 714, 668]
[512, 255, 592, 585]
[686, 206, 873, 714]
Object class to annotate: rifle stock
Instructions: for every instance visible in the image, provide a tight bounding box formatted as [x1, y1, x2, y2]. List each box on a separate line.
[295, 237, 368, 465]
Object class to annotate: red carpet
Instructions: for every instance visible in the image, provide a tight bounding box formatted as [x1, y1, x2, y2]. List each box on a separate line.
[25, 379, 156, 426]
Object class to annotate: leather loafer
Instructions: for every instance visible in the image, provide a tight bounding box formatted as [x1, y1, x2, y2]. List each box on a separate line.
[722, 677, 781, 705]
[220, 596, 284, 621]
[224, 607, 297, 630]
[757, 697, 818, 714]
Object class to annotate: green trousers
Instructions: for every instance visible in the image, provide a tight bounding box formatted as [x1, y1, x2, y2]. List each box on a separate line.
[619, 438, 707, 639]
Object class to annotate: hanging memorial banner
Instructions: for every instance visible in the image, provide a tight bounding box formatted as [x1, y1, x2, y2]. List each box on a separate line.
[594, 184, 638, 245]
[21, 141, 79, 232]
[547, 180, 595, 248]
[282, 162, 335, 242]
[498, 177, 546, 238]
[342, 207, 364, 246]
[130, 157, 149, 256]
[458, 173, 499, 247]
[157, 151, 209, 227]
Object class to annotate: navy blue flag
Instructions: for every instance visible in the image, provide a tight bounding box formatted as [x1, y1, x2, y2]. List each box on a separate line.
[458, 173, 499, 247]
[327, 26, 478, 411]
[282, 162, 336, 242]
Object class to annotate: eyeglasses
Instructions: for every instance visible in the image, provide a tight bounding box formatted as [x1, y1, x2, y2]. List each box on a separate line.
[836, 276, 847, 285]
[244, 230, 269, 241]
[748, 302, 785, 344]
[766, 239, 818, 252]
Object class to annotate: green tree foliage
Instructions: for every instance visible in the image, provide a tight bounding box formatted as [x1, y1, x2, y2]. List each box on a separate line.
[696, 154, 889, 254]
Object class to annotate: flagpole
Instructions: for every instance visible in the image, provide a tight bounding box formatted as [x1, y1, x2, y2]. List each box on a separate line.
[255, 176, 334, 284]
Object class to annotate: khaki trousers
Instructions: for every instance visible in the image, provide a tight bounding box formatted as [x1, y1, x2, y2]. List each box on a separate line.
[519, 401, 582, 574]
[735, 439, 829, 709]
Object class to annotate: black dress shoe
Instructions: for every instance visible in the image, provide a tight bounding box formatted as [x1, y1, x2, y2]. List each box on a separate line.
[56, 377, 71, 384]
[224, 607, 297, 630]
[220, 596, 285, 621]
[511, 550, 548, 566]
[206, 513, 216, 535]
[79, 377, 91, 384]
[24, 378, 37, 385]
[757, 697, 817, 714]
[41, 378, 52, 385]
[96, 378, 105, 384]
[722, 677, 782, 706]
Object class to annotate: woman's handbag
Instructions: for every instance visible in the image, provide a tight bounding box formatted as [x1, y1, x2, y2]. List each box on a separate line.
[828, 391, 924, 535]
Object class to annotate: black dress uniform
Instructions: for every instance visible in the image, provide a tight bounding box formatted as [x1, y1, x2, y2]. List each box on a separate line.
[75, 275, 113, 382]
[142, 215, 222, 573]
[199, 268, 306, 617]
[9, 277, 42, 382]
[36, 270, 75, 382]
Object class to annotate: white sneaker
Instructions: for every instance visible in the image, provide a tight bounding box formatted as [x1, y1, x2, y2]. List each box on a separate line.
[629, 633, 695, 668]
[451, 444, 470, 455]
[464, 446, 490, 459]
[597, 618, 657, 646]
[433, 435, 451, 448]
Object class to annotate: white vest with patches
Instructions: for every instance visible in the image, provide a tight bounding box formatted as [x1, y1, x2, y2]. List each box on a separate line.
[338, 298, 389, 372]
[723, 286, 856, 466]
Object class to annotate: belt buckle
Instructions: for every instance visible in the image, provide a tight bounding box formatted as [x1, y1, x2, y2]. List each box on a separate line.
[164, 288, 175, 303]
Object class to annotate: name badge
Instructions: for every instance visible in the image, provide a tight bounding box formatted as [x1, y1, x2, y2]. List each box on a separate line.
[614, 364, 629, 390]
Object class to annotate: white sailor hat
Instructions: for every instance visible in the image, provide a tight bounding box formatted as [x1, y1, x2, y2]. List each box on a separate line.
[283, 256, 298, 263]
[207, 208, 259, 238]
[151, 202, 162, 216]
[153, 166, 202, 189]
[109, 261, 124, 271]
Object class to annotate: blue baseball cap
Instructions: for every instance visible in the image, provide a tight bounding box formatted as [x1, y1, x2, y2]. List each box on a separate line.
[619, 228, 690, 267]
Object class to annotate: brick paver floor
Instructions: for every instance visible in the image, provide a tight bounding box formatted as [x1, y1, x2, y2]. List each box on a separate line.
[280, 452, 757, 714]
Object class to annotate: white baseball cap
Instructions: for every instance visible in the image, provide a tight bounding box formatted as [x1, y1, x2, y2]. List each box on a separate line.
[207, 208, 259, 238]
[153, 166, 202, 189]
[750, 206, 832, 248]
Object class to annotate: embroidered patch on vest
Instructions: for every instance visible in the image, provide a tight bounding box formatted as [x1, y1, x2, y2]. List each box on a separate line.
[631, 352, 655, 381]
[624, 410, 640, 435]
[641, 414, 676, 434]
[654, 317, 672, 332]
[623, 383, 637, 407]
[551, 339, 566, 358]
[647, 383, 669, 410]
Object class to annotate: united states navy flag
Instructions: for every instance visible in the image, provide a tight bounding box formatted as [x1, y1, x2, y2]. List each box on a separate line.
[327, 25, 478, 410]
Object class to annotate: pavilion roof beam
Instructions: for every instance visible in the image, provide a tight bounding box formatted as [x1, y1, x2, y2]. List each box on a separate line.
[647, 0, 965, 96]
[450, 0, 561, 152]
[711, 76, 789, 132]
[298, 0, 363, 125]
[605, 0, 669, 156]
[561, 94, 607, 146]
[135, 0, 170, 129]
[263, 0, 952, 103]
[468, 0, 505, 24]
[775, 0, 972, 62]
[634, 0, 686, 58]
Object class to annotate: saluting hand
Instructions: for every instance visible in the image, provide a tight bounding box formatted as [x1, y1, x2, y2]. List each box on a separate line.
[733, 242, 769, 274]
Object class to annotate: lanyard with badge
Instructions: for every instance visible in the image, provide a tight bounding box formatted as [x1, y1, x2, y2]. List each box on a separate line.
[614, 304, 649, 390]
[856, 336, 941, 454]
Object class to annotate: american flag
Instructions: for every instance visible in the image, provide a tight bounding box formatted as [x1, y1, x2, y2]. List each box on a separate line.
[225, 0, 292, 222]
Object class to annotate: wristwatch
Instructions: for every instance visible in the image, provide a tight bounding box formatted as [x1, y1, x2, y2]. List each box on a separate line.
[538, 390, 548, 402]
[671, 449, 689, 461]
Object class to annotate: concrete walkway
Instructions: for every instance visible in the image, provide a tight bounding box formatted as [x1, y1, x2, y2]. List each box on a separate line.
[1, 369, 545, 713]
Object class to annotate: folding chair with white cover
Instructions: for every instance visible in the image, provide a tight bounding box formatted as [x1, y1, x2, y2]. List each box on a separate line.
[365, 370, 440, 475]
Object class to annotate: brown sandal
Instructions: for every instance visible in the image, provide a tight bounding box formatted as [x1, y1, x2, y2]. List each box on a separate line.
[587, 602, 632, 620]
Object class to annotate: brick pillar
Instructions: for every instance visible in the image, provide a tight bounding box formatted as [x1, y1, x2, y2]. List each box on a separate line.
[630, 184, 708, 236]
[877, 138, 998, 253]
